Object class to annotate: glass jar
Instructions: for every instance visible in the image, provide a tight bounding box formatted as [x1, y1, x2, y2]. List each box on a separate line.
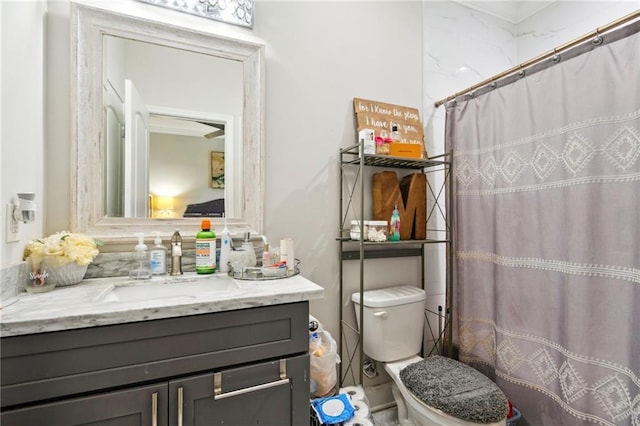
[367, 220, 388, 242]
[376, 130, 392, 155]
[350, 220, 369, 241]
[376, 140, 390, 155]
[24, 258, 56, 294]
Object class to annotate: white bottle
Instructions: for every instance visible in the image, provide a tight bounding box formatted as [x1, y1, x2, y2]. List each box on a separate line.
[149, 232, 168, 275]
[219, 226, 231, 273]
[359, 129, 375, 155]
[262, 243, 271, 266]
[280, 237, 295, 271]
[129, 233, 151, 280]
[390, 124, 402, 142]
[241, 232, 257, 267]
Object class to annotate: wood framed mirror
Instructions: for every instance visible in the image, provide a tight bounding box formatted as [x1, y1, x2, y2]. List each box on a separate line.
[70, 2, 264, 243]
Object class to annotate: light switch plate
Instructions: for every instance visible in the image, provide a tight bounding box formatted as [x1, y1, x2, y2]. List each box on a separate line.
[6, 203, 19, 243]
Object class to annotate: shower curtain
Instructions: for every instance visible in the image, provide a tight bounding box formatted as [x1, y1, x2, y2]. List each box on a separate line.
[445, 21, 640, 426]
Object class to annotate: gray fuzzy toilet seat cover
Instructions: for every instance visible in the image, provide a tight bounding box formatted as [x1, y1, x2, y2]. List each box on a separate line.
[399, 356, 508, 424]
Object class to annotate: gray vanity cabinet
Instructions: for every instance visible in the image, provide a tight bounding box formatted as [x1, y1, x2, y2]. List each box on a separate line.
[170, 354, 309, 425]
[1, 302, 310, 425]
[1, 382, 168, 425]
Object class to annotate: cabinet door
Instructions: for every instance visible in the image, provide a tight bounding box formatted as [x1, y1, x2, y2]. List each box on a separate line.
[1, 382, 168, 426]
[170, 354, 309, 426]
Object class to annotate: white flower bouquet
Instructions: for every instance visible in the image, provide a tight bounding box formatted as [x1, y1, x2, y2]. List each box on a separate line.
[25, 231, 100, 267]
[24, 232, 101, 290]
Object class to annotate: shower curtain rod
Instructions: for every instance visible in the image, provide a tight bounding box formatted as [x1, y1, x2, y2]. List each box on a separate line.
[434, 9, 640, 108]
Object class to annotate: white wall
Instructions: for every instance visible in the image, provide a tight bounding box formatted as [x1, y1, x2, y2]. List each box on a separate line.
[45, 0, 72, 244]
[105, 36, 240, 216]
[0, 1, 47, 268]
[250, 0, 425, 341]
[121, 41, 243, 118]
[517, 1, 640, 62]
[149, 132, 225, 214]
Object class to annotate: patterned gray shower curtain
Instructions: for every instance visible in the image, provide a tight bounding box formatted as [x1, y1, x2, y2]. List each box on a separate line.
[444, 20, 640, 426]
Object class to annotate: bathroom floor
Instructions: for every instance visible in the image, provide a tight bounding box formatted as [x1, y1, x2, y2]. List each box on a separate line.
[372, 406, 400, 425]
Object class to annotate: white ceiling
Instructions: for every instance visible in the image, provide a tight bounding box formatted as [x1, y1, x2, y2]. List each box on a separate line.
[451, 1, 556, 24]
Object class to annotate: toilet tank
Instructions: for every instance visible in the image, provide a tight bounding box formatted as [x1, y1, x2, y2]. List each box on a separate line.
[352, 285, 426, 362]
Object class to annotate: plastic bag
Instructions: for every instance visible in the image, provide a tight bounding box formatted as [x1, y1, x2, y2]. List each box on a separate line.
[309, 315, 340, 398]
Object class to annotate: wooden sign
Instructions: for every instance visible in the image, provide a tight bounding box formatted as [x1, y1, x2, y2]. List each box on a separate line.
[353, 98, 425, 153]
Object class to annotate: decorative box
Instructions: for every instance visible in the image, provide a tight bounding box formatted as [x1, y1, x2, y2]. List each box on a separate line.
[389, 143, 423, 159]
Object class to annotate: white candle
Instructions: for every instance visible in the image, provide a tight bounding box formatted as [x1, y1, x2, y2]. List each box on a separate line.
[280, 238, 295, 271]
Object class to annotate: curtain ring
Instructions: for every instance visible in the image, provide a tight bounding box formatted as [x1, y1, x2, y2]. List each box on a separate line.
[517, 68, 525, 78]
[468, 91, 475, 99]
[593, 29, 603, 45]
[489, 81, 497, 90]
[551, 48, 561, 63]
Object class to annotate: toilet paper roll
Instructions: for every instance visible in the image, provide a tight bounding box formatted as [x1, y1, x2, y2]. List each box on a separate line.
[343, 418, 373, 426]
[279, 238, 295, 271]
[351, 400, 370, 419]
[340, 386, 365, 401]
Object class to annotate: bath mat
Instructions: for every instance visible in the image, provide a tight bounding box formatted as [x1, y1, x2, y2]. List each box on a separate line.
[399, 356, 508, 423]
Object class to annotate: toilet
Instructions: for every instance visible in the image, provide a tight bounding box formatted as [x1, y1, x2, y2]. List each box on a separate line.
[352, 285, 508, 426]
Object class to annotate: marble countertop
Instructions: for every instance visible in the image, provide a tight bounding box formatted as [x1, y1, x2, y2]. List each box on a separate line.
[0, 273, 324, 337]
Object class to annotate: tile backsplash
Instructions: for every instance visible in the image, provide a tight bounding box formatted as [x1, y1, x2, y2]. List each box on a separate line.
[2, 239, 262, 300]
[84, 250, 197, 279]
[1, 250, 196, 300]
[1, 264, 23, 301]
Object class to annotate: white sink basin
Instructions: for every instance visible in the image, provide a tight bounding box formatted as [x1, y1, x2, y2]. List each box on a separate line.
[98, 276, 239, 303]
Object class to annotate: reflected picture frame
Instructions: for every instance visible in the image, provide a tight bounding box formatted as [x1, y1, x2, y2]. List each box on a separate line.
[211, 151, 225, 189]
[137, 0, 254, 28]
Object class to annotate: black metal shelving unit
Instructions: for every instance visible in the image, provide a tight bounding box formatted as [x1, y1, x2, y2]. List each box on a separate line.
[338, 143, 454, 387]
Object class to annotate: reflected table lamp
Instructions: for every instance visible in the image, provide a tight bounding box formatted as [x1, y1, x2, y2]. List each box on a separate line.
[155, 196, 175, 218]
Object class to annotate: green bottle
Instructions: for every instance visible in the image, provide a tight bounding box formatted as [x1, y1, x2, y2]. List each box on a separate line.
[196, 219, 217, 274]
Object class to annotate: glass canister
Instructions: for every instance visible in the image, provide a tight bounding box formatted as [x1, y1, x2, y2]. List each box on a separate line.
[24, 258, 56, 293]
[375, 131, 392, 155]
[350, 220, 369, 241]
[376, 140, 390, 155]
[367, 220, 388, 242]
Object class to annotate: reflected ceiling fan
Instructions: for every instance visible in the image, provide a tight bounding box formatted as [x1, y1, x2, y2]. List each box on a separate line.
[148, 115, 226, 139]
[198, 121, 225, 139]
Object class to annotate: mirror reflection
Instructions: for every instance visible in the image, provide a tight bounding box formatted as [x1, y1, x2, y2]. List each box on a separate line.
[102, 35, 243, 219]
[72, 3, 264, 239]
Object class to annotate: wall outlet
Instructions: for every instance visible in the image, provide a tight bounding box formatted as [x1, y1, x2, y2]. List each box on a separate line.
[6, 203, 20, 243]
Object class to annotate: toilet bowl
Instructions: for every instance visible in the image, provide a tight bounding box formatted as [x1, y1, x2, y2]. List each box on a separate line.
[385, 356, 506, 426]
[352, 286, 508, 426]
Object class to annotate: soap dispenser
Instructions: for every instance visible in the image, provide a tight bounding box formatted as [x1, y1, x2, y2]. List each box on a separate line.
[150, 232, 168, 275]
[241, 232, 257, 267]
[129, 233, 152, 280]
